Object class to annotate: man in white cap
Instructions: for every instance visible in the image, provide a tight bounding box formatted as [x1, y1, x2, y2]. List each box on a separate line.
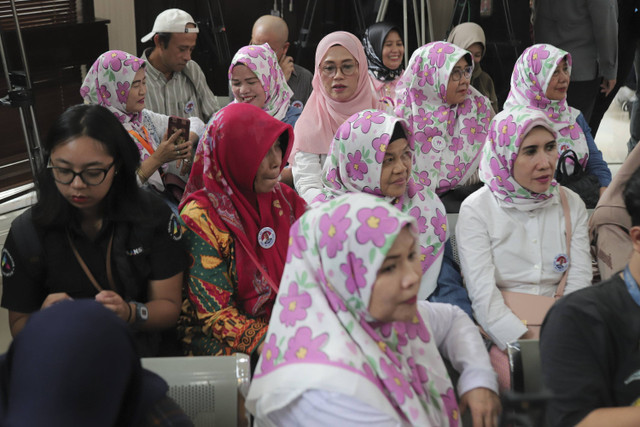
[141, 8, 219, 122]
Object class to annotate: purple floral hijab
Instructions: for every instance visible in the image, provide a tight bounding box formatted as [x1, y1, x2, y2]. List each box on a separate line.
[314, 109, 448, 299]
[395, 41, 492, 194]
[80, 50, 145, 132]
[504, 44, 588, 168]
[246, 193, 458, 426]
[480, 107, 559, 208]
[229, 43, 294, 121]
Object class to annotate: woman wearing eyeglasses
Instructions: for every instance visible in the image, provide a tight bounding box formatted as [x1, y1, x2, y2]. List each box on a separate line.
[289, 31, 380, 203]
[0, 104, 187, 357]
[395, 41, 493, 211]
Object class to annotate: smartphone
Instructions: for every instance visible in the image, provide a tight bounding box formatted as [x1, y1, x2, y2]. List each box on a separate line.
[168, 116, 190, 145]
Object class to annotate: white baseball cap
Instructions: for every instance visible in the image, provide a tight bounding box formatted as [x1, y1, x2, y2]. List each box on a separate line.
[141, 9, 199, 43]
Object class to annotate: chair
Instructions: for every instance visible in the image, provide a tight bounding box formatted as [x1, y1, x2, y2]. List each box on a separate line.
[141, 353, 251, 427]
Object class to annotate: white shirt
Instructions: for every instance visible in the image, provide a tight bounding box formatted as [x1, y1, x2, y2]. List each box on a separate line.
[292, 151, 327, 203]
[456, 186, 592, 350]
[255, 302, 498, 427]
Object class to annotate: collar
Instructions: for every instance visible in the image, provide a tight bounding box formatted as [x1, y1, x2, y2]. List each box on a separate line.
[142, 48, 174, 82]
[290, 63, 298, 77]
[624, 265, 640, 308]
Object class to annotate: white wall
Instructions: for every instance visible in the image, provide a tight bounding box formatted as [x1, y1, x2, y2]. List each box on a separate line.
[93, 0, 137, 55]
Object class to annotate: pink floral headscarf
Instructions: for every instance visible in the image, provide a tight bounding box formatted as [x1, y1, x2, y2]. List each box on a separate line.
[314, 109, 447, 299]
[480, 106, 559, 208]
[246, 193, 459, 426]
[395, 41, 492, 195]
[504, 44, 588, 168]
[290, 31, 380, 161]
[229, 43, 294, 121]
[80, 50, 146, 132]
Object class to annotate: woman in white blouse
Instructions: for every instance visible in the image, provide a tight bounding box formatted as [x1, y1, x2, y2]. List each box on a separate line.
[456, 107, 592, 352]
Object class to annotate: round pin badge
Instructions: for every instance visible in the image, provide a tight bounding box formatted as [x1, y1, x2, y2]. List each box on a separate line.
[258, 227, 276, 249]
[1, 248, 15, 278]
[431, 137, 446, 152]
[553, 253, 570, 273]
[184, 100, 195, 114]
[291, 100, 304, 110]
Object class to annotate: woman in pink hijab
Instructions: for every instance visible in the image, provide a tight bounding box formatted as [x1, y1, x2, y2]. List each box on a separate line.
[290, 31, 380, 203]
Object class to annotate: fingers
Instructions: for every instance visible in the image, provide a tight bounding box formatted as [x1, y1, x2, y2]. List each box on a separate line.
[41, 292, 73, 309]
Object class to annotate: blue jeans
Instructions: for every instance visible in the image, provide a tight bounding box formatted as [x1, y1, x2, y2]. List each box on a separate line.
[428, 239, 474, 319]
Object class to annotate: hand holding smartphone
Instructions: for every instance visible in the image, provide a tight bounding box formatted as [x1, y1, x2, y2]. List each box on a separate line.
[167, 116, 190, 145]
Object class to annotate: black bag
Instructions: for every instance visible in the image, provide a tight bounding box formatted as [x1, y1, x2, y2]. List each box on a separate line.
[555, 149, 600, 208]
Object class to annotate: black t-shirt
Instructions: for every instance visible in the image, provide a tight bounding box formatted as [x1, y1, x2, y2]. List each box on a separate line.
[0, 192, 187, 355]
[540, 274, 640, 426]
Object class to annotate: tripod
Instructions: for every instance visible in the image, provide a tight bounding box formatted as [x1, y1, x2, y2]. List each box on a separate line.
[0, 0, 43, 202]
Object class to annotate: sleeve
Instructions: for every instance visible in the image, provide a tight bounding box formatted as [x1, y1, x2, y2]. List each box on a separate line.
[587, 0, 618, 80]
[147, 202, 188, 280]
[261, 390, 402, 427]
[144, 109, 170, 148]
[456, 199, 528, 350]
[1, 225, 46, 313]
[292, 151, 325, 203]
[189, 62, 220, 122]
[187, 116, 205, 138]
[181, 206, 267, 355]
[563, 189, 594, 294]
[577, 113, 612, 187]
[420, 302, 498, 396]
[540, 295, 610, 427]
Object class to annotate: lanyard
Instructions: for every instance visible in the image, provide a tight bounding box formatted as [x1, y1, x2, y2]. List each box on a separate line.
[624, 266, 640, 308]
[67, 228, 116, 292]
[128, 127, 154, 155]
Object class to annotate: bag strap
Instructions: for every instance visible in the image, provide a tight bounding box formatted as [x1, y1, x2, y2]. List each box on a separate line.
[235, 235, 280, 294]
[554, 186, 572, 298]
[67, 228, 116, 293]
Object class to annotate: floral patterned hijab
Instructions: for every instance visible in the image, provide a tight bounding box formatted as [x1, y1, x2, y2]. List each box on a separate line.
[246, 193, 459, 426]
[504, 44, 588, 168]
[314, 109, 447, 299]
[80, 50, 146, 133]
[480, 106, 559, 209]
[229, 43, 294, 121]
[395, 42, 492, 195]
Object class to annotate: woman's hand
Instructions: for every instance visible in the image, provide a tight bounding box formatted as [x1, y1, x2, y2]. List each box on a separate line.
[459, 387, 502, 427]
[153, 130, 192, 166]
[41, 292, 73, 309]
[95, 290, 131, 323]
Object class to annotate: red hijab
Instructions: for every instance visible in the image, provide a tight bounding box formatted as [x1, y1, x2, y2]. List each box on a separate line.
[180, 103, 307, 317]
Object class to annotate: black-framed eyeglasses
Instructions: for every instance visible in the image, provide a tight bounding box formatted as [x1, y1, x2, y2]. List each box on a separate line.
[450, 66, 473, 82]
[320, 61, 358, 78]
[47, 161, 115, 186]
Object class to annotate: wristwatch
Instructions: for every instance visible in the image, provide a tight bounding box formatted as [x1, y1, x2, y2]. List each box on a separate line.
[133, 301, 149, 324]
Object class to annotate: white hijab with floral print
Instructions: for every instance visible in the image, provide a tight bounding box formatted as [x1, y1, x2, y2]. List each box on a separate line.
[246, 193, 459, 426]
[480, 106, 559, 210]
[229, 43, 294, 121]
[314, 109, 447, 299]
[504, 43, 589, 169]
[395, 41, 492, 195]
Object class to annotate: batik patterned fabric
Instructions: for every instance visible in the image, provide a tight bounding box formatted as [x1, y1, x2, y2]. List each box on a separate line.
[247, 193, 459, 426]
[80, 50, 145, 132]
[480, 106, 559, 208]
[504, 44, 588, 168]
[229, 43, 294, 121]
[314, 109, 447, 298]
[395, 41, 492, 195]
[178, 103, 306, 355]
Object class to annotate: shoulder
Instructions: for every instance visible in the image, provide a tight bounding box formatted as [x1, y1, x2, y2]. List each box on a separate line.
[560, 186, 588, 214]
[293, 64, 313, 79]
[459, 186, 493, 214]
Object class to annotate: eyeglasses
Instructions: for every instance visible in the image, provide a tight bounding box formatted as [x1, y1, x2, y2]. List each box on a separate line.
[48, 161, 115, 185]
[320, 62, 358, 78]
[450, 66, 473, 82]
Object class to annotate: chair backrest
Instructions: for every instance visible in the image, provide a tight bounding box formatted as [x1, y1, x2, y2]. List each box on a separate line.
[141, 353, 251, 427]
[508, 339, 543, 393]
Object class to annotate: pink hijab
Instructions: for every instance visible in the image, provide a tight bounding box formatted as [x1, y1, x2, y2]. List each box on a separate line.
[290, 31, 380, 160]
